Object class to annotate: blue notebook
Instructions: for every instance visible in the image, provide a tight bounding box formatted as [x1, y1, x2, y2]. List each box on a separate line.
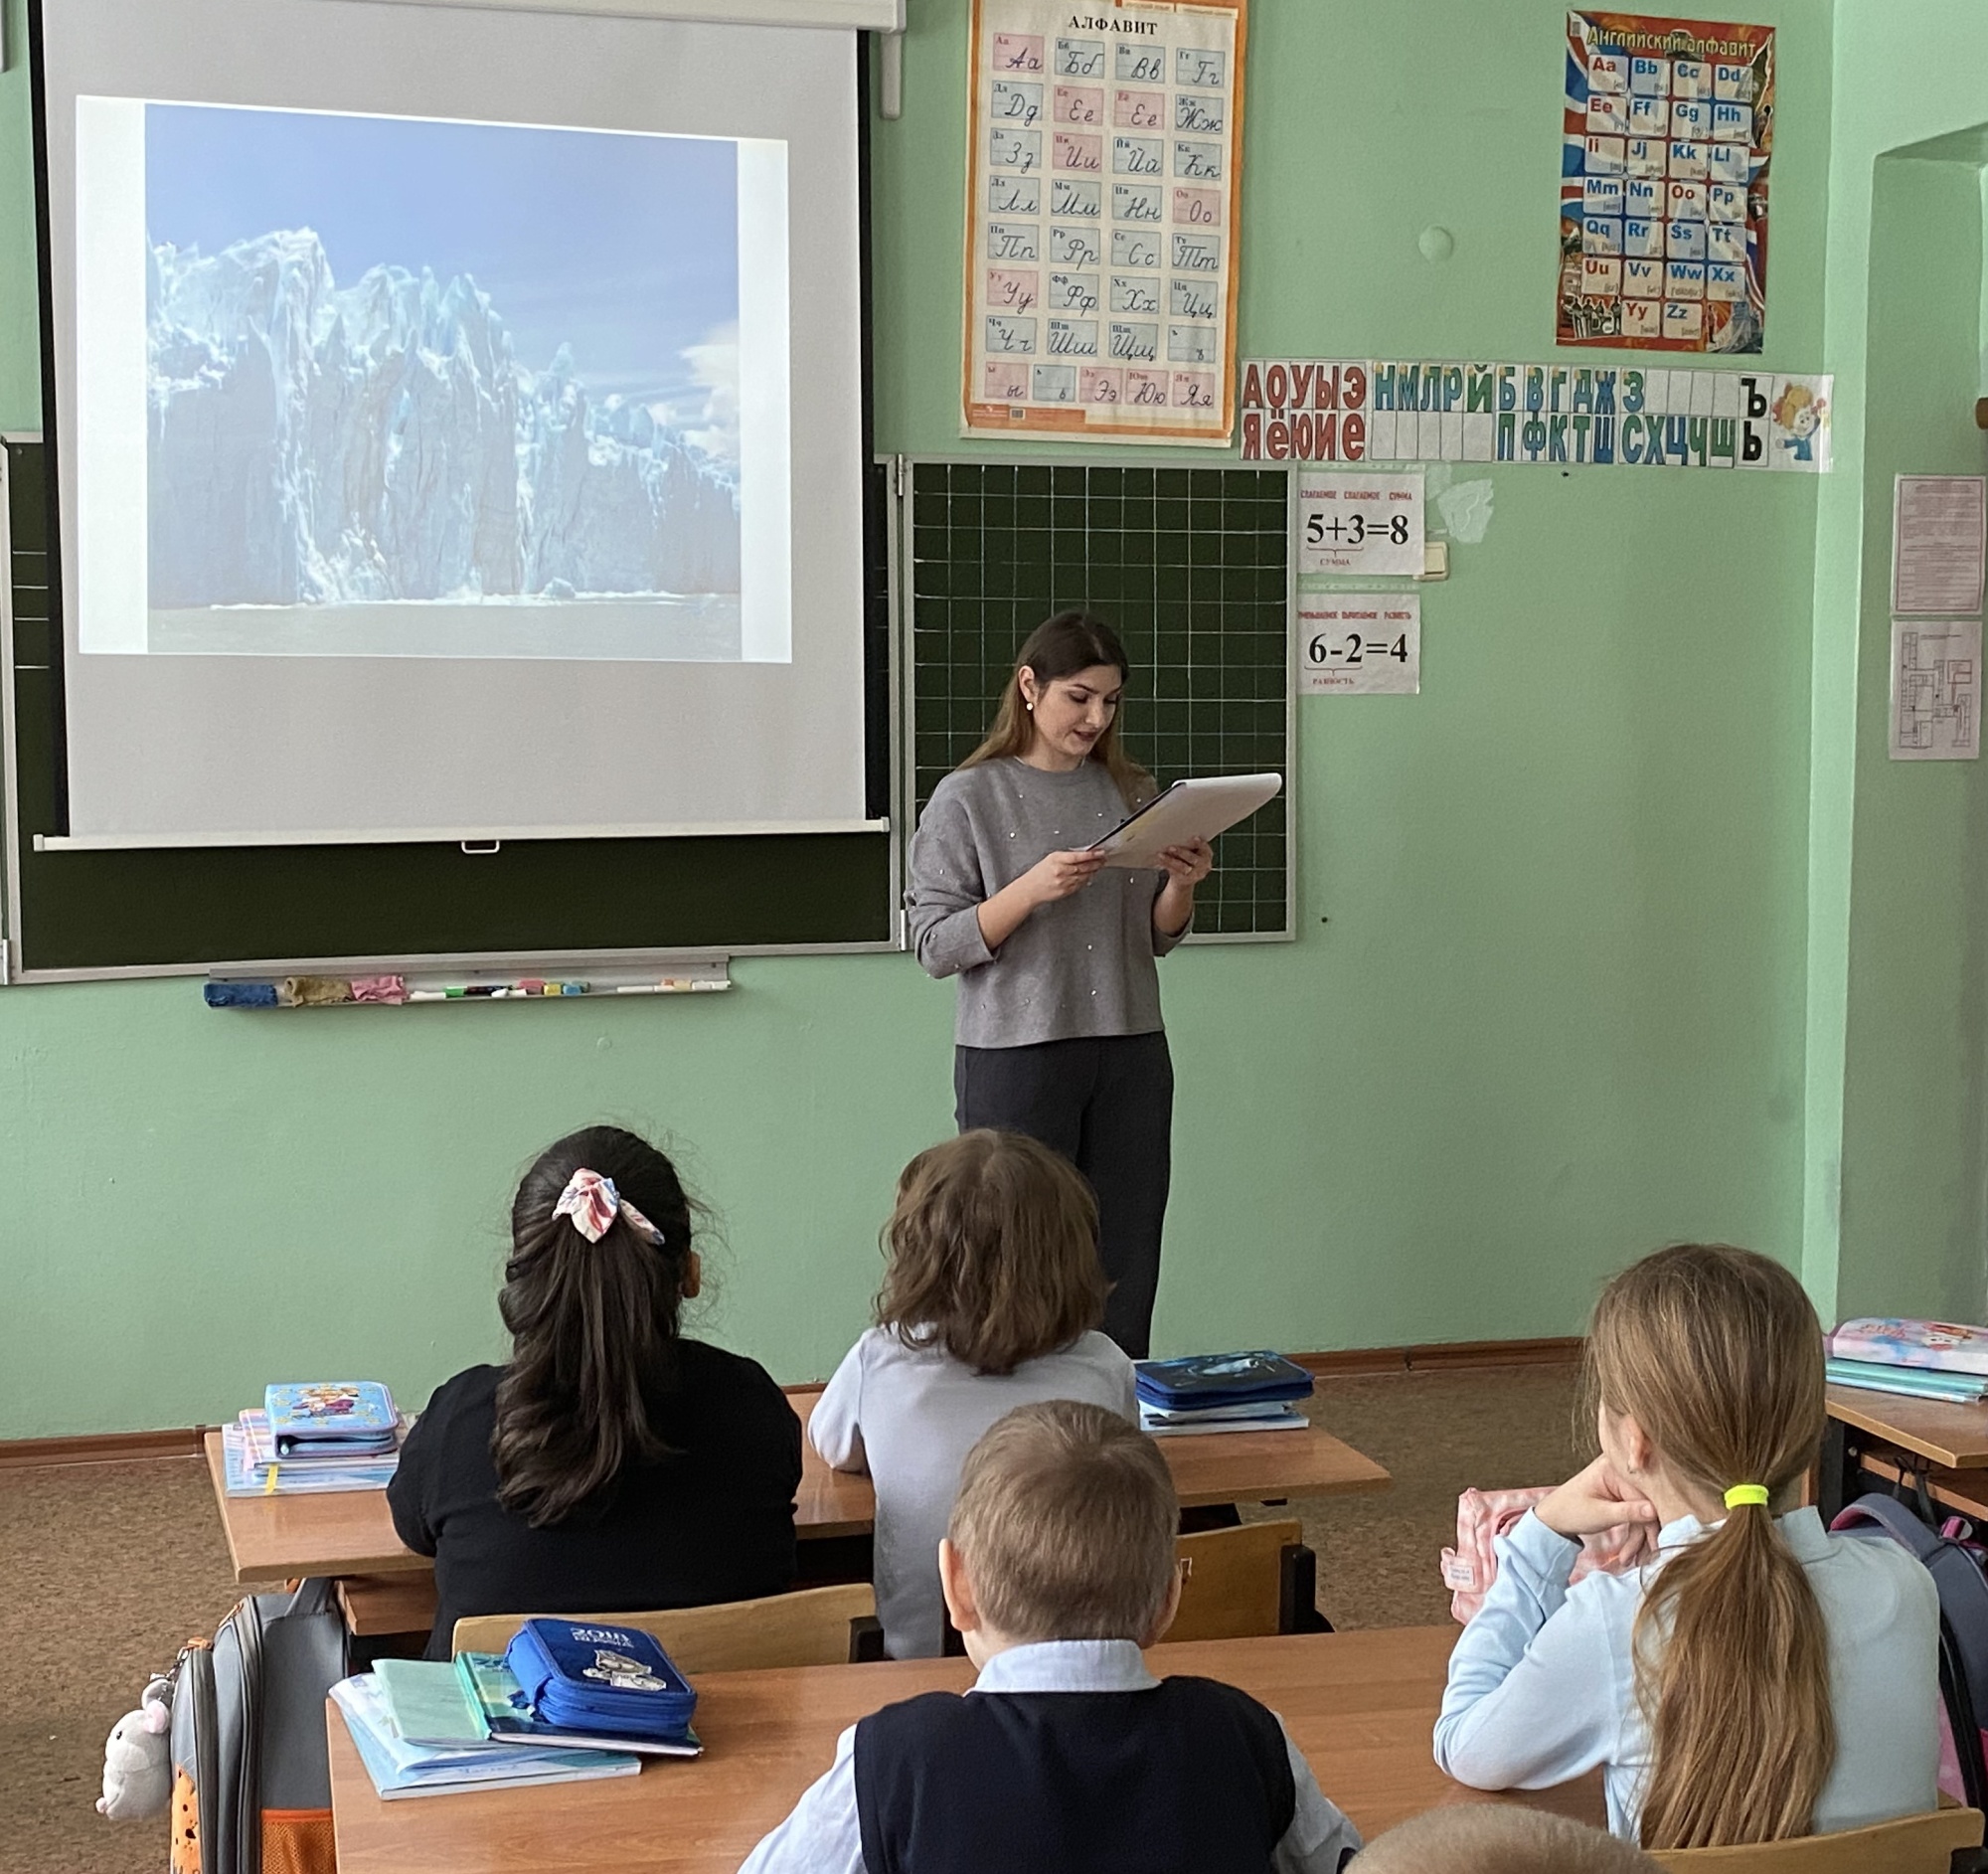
[1134, 1352, 1314, 1414]
[264, 1381, 399, 1454]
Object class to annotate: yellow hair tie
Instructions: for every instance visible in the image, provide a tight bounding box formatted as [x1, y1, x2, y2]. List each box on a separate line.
[1724, 1483, 1770, 1509]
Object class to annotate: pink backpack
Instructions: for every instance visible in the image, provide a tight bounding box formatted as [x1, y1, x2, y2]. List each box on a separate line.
[1440, 1486, 1660, 1622]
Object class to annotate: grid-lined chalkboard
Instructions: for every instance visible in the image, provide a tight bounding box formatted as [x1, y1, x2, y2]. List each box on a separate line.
[908, 461, 1291, 938]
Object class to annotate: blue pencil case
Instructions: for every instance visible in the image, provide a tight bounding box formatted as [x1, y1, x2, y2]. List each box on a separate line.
[1134, 1351, 1315, 1414]
[503, 1618, 697, 1741]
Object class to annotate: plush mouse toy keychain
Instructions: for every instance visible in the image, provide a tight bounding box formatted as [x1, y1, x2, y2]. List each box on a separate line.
[97, 1673, 174, 1819]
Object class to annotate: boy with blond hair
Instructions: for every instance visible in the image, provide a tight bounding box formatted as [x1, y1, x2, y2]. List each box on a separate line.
[740, 1399, 1359, 1873]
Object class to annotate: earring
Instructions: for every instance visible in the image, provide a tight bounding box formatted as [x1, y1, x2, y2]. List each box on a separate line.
[1025, 701, 1034, 711]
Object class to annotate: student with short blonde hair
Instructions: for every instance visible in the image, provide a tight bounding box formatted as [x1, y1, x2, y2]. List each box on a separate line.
[1353, 1806, 1660, 1873]
[741, 1402, 1362, 1874]
[810, 1130, 1138, 1656]
[944, 1392, 1179, 1642]
[1435, 1243, 1938, 1848]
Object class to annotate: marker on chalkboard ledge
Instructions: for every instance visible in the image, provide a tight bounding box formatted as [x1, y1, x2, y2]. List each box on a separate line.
[205, 970, 727, 1006]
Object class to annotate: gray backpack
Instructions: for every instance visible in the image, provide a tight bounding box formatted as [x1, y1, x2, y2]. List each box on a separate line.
[1833, 1491, 1988, 1815]
[169, 1579, 349, 1874]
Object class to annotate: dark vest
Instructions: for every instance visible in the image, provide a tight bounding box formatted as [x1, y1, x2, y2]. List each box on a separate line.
[852, 1677, 1297, 1874]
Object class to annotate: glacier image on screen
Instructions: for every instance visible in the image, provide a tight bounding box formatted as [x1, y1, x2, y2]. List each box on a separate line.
[141, 103, 746, 658]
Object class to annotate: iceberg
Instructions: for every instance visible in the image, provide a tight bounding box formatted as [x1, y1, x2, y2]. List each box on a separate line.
[145, 228, 742, 611]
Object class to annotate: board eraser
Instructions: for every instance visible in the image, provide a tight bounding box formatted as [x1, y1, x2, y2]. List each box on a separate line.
[204, 981, 279, 1008]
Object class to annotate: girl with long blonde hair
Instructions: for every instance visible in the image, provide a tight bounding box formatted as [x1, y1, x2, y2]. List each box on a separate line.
[904, 610, 1212, 1356]
[1435, 1243, 1939, 1848]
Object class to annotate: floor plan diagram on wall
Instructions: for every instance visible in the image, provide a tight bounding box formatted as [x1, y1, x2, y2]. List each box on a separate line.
[1891, 617, 1981, 761]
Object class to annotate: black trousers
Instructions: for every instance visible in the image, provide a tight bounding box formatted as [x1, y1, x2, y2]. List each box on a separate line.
[953, 1032, 1174, 1359]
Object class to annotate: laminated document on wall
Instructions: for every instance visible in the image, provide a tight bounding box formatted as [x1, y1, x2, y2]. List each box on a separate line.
[1558, 11, 1775, 354]
[1893, 476, 1987, 617]
[962, 0, 1246, 442]
[1297, 595, 1420, 696]
[1294, 473, 1423, 576]
[1890, 618, 1980, 762]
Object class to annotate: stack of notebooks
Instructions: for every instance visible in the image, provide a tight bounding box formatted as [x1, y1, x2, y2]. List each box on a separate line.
[1826, 1319, 1988, 1406]
[221, 1381, 407, 1495]
[333, 1620, 700, 1799]
[1135, 1351, 1314, 1437]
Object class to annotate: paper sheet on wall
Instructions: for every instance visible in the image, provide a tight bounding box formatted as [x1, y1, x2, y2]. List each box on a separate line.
[1893, 476, 1987, 617]
[1890, 618, 1980, 761]
[1298, 594, 1420, 695]
[1295, 471, 1423, 576]
[1558, 12, 1774, 354]
[962, 0, 1246, 443]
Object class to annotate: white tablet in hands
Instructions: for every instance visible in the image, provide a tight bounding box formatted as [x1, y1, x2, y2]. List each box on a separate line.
[1087, 773, 1282, 869]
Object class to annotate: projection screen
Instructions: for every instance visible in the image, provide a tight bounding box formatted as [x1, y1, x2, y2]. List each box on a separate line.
[35, 0, 871, 843]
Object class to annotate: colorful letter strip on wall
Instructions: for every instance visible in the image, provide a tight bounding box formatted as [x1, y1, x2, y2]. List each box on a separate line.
[1238, 359, 1829, 471]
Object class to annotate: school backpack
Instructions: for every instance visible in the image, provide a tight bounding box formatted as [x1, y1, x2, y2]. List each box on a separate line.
[1831, 1491, 1988, 1809]
[170, 1577, 349, 1874]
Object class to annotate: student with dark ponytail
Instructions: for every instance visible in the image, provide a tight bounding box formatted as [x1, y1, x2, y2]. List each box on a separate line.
[1435, 1243, 1938, 1849]
[388, 1126, 801, 1659]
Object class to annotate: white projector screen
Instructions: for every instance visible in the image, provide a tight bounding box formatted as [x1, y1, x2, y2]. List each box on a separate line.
[37, 0, 872, 844]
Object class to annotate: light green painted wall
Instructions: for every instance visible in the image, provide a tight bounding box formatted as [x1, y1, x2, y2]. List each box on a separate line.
[1837, 155, 1987, 1316]
[1811, 3, 1988, 1323]
[0, 0, 1849, 1437]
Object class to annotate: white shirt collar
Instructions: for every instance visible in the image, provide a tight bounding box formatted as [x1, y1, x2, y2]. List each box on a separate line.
[1655, 1503, 1830, 1561]
[969, 1639, 1159, 1695]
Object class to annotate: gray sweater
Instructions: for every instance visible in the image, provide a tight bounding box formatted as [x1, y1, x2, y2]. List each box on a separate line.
[906, 758, 1186, 1048]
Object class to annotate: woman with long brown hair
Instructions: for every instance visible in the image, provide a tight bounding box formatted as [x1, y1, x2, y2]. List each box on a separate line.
[905, 610, 1210, 1356]
[1434, 1243, 1938, 1848]
[388, 1124, 801, 1659]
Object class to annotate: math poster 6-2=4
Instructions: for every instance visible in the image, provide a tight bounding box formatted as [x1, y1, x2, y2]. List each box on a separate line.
[963, 0, 1246, 443]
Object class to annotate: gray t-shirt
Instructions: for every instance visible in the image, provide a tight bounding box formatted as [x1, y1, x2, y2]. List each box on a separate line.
[906, 758, 1186, 1049]
[809, 1325, 1140, 1657]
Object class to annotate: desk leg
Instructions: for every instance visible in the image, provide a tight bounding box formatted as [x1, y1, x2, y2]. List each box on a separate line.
[1817, 1418, 1856, 1525]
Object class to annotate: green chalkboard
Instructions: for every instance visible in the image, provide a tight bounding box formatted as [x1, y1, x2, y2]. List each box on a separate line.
[3, 442, 896, 974]
[908, 460, 1291, 937]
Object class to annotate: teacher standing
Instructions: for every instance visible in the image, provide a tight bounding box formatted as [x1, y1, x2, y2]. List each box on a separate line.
[906, 610, 1212, 1357]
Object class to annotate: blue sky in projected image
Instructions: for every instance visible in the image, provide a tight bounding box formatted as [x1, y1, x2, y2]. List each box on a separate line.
[144, 102, 740, 429]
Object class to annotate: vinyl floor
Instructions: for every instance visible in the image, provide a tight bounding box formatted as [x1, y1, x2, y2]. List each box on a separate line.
[1, 1362, 1579, 1874]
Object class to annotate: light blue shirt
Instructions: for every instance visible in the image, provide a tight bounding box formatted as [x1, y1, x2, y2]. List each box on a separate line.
[1434, 1506, 1941, 1839]
[737, 1639, 1362, 1874]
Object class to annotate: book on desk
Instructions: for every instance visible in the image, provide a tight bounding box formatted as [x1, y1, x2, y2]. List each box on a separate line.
[332, 1671, 643, 1799]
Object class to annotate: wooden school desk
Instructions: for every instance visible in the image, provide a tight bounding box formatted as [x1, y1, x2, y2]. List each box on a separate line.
[327, 1625, 1599, 1873]
[1817, 1383, 1988, 1523]
[207, 1391, 1391, 1613]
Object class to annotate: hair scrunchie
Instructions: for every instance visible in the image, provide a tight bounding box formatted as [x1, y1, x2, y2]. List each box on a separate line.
[554, 1167, 666, 1247]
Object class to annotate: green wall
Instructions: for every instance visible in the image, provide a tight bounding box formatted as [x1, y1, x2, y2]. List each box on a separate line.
[1808, 4, 1988, 1322]
[0, 0, 1940, 1441]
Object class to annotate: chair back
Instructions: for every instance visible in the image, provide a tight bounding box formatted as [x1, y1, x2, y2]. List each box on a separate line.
[449, 1582, 881, 1673]
[1650, 1807, 1984, 1872]
[1161, 1519, 1306, 1644]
